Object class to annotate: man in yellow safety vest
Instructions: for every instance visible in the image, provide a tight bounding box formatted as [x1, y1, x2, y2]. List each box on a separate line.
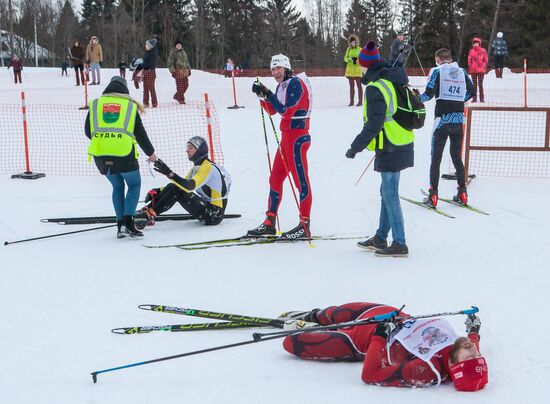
[345, 41, 414, 257]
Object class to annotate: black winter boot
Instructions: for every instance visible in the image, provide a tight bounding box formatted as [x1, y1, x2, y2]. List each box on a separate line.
[247, 213, 277, 237]
[123, 215, 143, 237]
[116, 219, 127, 239]
[357, 236, 388, 251]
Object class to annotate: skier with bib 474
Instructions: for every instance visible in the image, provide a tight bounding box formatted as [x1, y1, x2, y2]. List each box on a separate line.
[279, 302, 488, 391]
[345, 41, 414, 257]
[420, 48, 475, 208]
[248, 54, 314, 239]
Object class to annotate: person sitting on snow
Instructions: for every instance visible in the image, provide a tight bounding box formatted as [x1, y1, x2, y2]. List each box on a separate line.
[279, 302, 488, 391]
[137, 136, 231, 227]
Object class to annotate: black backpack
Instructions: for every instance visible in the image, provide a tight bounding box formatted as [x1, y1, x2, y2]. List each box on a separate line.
[392, 85, 426, 130]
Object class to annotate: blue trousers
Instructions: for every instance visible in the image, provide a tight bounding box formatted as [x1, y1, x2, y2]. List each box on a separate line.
[106, 170, 141, 221]
[375, 171, 406, 245]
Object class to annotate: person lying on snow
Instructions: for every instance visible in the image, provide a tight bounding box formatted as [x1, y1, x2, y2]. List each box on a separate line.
[279, 302, 488, 391]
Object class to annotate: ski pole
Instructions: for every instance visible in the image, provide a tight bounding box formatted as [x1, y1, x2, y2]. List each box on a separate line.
[257, 79, 281, 234]
[3, 224, 116, 246]
[355, 154, 375, 186]
[265, 109, 314, 247]
[91, 332, 286, 383]
[252, 306, 478, 341]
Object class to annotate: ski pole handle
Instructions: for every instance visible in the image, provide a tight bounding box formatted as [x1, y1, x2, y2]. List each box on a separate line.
[462, 306, 479, 315]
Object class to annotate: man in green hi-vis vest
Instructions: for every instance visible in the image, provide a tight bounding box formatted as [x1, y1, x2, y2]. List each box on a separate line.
[85, 76, 157, 238]
[345, 41, 414, 258]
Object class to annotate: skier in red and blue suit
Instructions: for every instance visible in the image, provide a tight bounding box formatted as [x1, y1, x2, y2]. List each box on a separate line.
[248, 54, 314, 239]
[279, 302, 488, 392]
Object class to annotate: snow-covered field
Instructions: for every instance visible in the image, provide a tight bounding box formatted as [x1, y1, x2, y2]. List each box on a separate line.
[1, 68, 550, 403]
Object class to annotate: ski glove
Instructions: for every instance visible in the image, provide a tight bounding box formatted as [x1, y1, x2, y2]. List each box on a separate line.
[412, 88, 420, 97]
[374, 320, 398, 340]
[352, 57, 358, 64]
[145, 188, 161, 205]
[153, 159, 173, 177]
[252, 82, 272, 98]
[465, 314, 481, 334]
[345, 148, 357, 159]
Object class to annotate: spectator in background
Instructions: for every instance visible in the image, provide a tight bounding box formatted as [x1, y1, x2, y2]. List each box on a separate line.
[118, 59, 128, 78]
[61, 58, 69, 76]
[492, 32, 508, 78]
[223, 58, 235, 78]
[344, 34, 362, 106]
[138, 38, 158, 108]
[390, 32, 407, 67]
[70, 40, 86, 86]
[467, 37, 487, 102]
[167, 38, 191, 105]
[7, 55, 23, 84]
[86, 36, 103, 85]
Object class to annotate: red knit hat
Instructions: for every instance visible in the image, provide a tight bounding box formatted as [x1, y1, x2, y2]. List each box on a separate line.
[449, 357, 488, 392]
[358, 41, 381, 68]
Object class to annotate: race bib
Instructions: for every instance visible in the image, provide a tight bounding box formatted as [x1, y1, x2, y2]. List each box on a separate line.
[438, 62, 467, 102]
[388, 318, 458, 385]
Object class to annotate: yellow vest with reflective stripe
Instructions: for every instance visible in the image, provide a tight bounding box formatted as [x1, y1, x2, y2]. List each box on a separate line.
[88, 96, 138, 158]
[363, 79, 414, 151]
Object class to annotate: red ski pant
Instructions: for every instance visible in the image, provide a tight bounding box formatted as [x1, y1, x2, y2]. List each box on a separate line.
[173, 74, 189, 103]
[471, 73, 485, 102]
[267, 133, 312, 219]
[143, 70, 158, 107]
[282, 303, 391, 361]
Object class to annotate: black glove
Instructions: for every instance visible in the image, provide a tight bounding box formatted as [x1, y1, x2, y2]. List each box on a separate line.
[144, 188, 161, 205]
[345, 148, 357, 159]
[412, 88, 420, 97]
[252, 82, 272, 98]
[153, 159, 173, 177]
[374, 321, 398, 340]
[99, 61, 102, 67]
[352, 57, 358, 64]
[465, 314, 481, 334]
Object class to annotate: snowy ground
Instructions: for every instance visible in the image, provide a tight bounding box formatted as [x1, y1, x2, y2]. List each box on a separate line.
[1, 68, 550, 403]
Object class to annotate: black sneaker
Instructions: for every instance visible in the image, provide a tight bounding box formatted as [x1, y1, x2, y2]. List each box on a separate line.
[281, 219, 310, 240]
[357, 236, 388, 251]
[122, 215, 143, 237]
[375, 242, 409, 258]
[247, 214, 276, 237]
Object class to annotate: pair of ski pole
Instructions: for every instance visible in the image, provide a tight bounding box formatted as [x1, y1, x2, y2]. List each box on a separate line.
[90, 305, 479, 383]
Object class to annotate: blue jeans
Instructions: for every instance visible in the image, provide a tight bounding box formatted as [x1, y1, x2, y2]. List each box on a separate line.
[375, 171, 406, 245]
[90, 63, 101, 83]
[106, 170, 141, 220]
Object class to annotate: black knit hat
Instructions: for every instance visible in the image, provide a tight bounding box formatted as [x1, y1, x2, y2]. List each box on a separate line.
[174, 38, 183, 47]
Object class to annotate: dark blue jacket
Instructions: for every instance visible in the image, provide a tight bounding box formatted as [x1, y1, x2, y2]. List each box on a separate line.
[350, 60, 414, 172]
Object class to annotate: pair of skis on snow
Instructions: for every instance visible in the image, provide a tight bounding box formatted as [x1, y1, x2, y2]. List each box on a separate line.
[400, 189, 489, 219]
[111, 304, 287, 335]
